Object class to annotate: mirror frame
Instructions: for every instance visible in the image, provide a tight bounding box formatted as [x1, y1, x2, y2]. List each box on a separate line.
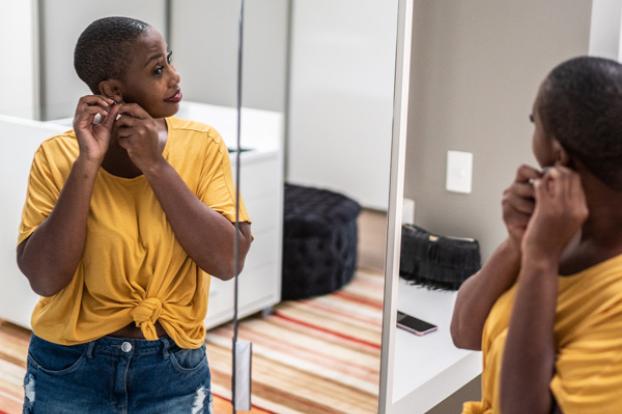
[379, 0, 414, 412]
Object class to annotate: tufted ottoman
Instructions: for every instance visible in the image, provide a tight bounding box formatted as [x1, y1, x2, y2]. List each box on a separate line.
[282, 184, 362, 300]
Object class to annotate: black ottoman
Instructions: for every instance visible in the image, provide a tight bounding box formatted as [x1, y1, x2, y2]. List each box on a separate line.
[282, 184, 362, 300]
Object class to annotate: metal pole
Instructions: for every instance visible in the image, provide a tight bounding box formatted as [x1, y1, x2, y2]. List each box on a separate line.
[232, 0, 245, 412]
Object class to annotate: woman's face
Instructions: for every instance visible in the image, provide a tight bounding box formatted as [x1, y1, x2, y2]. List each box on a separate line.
[119, 27, 182, 119]
[531, 87, 557, 168]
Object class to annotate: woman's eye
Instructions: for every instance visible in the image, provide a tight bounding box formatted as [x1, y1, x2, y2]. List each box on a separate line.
[154, 66, 164, 75]
[167, 51, 173, 64]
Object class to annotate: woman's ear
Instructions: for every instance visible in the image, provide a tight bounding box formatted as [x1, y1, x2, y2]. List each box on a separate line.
[98, 80, 123, 103]
[552, 139, 574, 168]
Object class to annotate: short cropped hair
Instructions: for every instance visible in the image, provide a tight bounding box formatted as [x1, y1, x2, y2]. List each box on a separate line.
[74, 16, 150, 93]
[538, 56, 622, 190]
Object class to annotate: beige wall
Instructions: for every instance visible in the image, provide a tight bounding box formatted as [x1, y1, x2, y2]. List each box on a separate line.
[405, 0, 592, 259]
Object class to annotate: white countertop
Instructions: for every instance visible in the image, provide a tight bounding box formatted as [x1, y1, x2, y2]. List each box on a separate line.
[392, 279, 481, 413]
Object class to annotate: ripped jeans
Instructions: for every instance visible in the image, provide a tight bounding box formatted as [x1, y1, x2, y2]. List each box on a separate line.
[22, 334, 212, 413]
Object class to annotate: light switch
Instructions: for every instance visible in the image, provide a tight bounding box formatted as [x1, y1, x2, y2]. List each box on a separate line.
[446, 151, 473, 194]
[402, 198, 415, 224]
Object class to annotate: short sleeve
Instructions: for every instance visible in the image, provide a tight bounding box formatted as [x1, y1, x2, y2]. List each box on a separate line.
[197, 130, 251, 223]
[18, 147, 61, 245]
[551, 303, 622, 413]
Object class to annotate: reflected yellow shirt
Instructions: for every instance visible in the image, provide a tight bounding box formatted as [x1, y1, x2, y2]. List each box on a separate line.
[463, 254, 622, 414]
[18, 117, 249, 349]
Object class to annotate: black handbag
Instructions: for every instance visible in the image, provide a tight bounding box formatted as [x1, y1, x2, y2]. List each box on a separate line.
[399, 224, 481, 290]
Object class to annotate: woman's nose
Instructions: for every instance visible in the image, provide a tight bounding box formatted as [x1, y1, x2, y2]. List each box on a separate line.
[169, 66, 181, 86]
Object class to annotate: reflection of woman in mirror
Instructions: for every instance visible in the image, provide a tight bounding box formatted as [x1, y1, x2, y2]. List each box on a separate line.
[451, 56, 622, 414]
[16, 17, 252, 412]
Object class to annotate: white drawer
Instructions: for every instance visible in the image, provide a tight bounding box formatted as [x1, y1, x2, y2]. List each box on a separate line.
[243, 229, 279, 270]
[206, 230, 281, 325]
[239, 261, 281, 310]
[206, 276, 233, 326]
[236, 157, 280, 200]
[245, 193, 280, 234]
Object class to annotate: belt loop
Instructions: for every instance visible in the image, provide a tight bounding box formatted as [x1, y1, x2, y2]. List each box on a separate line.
[161, 337, 170, 359]
[86, 341, 96, 359]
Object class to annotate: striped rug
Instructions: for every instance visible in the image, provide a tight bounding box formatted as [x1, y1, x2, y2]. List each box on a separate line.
[0, 270, 383, 413]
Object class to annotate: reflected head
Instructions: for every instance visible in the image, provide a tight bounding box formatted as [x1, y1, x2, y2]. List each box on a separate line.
[537, 56, 622, 190]
[74, 16, 150, 94]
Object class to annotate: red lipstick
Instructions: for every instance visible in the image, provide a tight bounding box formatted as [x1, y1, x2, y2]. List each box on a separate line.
[164, 90, 182, 103]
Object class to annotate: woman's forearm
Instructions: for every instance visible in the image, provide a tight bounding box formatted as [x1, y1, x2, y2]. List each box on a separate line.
[144, 160, 251, 279]
[450, 238, 521, 350]
[500, 258, 557, 414]
[17, 157, 99, 296]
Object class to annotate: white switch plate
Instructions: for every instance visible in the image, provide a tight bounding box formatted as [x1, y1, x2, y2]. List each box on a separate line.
[446, 151, 473, 193]
[402, 198, 415, 224]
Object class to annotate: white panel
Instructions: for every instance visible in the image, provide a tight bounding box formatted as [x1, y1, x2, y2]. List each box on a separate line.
[40, 0, 166, 120]
[288, 0, 398, 210]
[0, 1, 37, 118]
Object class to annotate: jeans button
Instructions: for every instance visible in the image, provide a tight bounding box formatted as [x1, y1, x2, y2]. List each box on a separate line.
[121, 342, 133, 353]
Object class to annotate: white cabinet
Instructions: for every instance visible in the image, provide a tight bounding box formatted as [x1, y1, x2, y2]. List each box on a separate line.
[0, 116, 66, 329]
[175, 102, 284, 329]
[0, 101, 284, 333]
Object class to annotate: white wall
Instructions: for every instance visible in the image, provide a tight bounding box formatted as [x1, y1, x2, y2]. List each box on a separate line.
[287, 0, 399, 210]
[0, 0, 37, 119]
[404, 0, 593, 259]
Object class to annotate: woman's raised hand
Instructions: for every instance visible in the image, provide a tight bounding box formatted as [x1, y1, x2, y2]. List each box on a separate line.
[522, 166, 588, 262]
[502, 165, 543, 251]
[73, 95, 121, 164]
[114, 103, 163, 173]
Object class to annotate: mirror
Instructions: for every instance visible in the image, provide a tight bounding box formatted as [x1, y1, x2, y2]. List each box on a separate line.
[386, 1, 612, 413]
[0, 1, 410, 413]
[208, 1, 405, 413]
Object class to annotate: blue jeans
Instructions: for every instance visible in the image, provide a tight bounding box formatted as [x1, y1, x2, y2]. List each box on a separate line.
[22, 334, 212, 413]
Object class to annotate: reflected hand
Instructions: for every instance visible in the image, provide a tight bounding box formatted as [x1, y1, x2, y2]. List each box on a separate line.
[522, 166, 588, 262]
[73, 95, 120, 164]
[502, 164, 543, 251]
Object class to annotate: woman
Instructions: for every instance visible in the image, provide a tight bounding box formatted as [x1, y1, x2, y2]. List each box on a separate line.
[451, 56, 622, 414]
[17, 16, 252, 413]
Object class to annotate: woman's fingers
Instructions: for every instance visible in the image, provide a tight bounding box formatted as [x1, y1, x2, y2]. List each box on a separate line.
[117, 136, 131, 150]
[506, 192, 535, 214]
[76, 95, 113, 114]
[117, 103, 150, 119]
[115, 115, 138, 129]
[74, 96, 116, 129]
[512, 182, 535, 198]
[515, 164, 543, 184]
[76, 106, 109, 126]
[101, 104, 121, 129]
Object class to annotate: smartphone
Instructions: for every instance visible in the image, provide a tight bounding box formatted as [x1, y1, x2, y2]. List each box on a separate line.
[397, 311, 438, 336]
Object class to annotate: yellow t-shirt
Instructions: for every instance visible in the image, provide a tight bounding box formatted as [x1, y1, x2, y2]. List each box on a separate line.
[463, 254, 622, 414]
[18, 116, 250, 349]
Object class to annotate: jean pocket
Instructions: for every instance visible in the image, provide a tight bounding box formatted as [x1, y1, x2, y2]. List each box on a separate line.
[168, 344, 207, 374]
[27, 335, 88, 375]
